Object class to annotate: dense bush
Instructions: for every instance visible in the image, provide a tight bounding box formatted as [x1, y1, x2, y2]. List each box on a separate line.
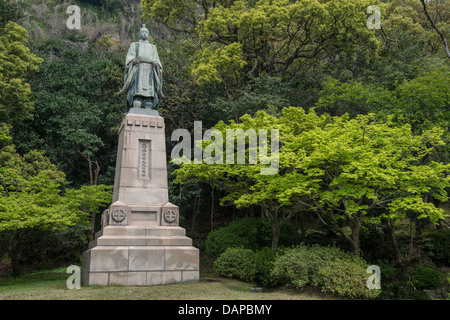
[423, 229, 450, 265]
[317, 259, 380, 299]
[412, 266, 443, 290]
[253, 247, 283, 287]
[214, 244, 381, 299]
[206, 217, 300, 257]
[271, 245, 380, 299]
[206, 217, 272, 257]
[214, 247, 257, 282]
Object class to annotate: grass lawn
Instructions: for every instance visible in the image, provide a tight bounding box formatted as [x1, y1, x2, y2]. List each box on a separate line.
[0, 268, 329, 300]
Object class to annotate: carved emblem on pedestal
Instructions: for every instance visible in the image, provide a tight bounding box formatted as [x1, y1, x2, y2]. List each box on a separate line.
[164, 210, 177, 223]
[112, 209, 126, 223]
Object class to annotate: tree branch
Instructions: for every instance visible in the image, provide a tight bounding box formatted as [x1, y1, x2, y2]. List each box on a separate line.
[420, 0, 450, 58]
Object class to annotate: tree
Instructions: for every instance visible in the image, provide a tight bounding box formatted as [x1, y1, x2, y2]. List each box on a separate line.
[0, 124, 112, 276]
[174, 108, 326, 249]
[174, 108, 450, 255]
[142, 0, 382, 97]
[419, 0, 450, 58]
[381, 0, 449, 58]
[0, 21, 43, 123]
[279, 109, 449, 257]
[315, 67, 450, 163]
[12, 37, 125, 187]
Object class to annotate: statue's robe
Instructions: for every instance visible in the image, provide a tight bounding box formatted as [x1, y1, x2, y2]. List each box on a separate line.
[118, 40, 163, 111]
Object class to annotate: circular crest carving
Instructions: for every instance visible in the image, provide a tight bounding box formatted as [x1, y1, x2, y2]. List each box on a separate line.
[164, 210, 177, 223]
[112, 209, 126, 222]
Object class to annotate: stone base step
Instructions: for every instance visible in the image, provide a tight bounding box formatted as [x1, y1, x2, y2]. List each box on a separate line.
[82, 270, 199, 286]
[95, 225, 186, 239]
[82, 245, 199, 286]
[89, 235, 192, 248]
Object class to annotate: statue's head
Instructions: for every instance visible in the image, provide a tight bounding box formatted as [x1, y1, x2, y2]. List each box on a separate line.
[139, 24, 149, 41]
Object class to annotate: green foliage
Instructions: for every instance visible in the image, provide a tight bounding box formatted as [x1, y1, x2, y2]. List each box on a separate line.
[176, 107, 450, 255]
[214, 247, 257, 282]
[253, 247, 282, 287]
[0, 125, 112, 275]
[143, 0, 381, 83]
[0, 0, 25, 28]
[316, 77, 397, 117]
[271, 245, 380, 299]
[423, 229, 450, 265]
[205, 217, 272, 257]
[12, 37, 125, 186]
[206, 228, 246, 257]
[412, 266, 443, 290]
[316, 258, 380, 299]
[77, 0, 130, 11]
[0, 21, 43, 123]
[205, 217, 299, 257]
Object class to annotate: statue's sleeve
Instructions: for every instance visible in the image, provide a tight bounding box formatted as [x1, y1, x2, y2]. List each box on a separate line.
[154, 47, 164, 97]
[125, 43, 137, 66]
[116, 43, 137, 95]
[154, 47, 162, 69]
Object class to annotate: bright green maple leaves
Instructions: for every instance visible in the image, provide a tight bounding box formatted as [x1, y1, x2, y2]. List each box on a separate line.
[0, 124, 112, 233]
[174, 107, 449, 253]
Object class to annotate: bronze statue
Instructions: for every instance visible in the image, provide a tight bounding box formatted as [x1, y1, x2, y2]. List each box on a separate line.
[118, 24, 163, 113]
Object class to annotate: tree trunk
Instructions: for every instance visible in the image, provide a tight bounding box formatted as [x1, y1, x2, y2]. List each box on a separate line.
[352, 216, 362, 257]
[89, 211, 97, 243]
[262, 205, 281, 251]
[10, 249, 20, 278]
[271, 224, 280, 251]
[9, 231, 21, 277]
[191, 196, 200, 232]
[387, 219, 402, 265]
[409, 220, 415, 256]
[210, 184, 215, 231]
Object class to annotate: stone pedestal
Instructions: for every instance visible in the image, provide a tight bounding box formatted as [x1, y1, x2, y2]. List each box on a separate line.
[82, 109, 199, 286]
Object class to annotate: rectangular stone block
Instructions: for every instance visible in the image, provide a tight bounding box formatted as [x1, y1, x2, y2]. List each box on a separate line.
[147, 271, 182, 286]
[182, 271, 200, 283]
[109, 272, 147, 286]
[129, 246, 165, 271]
[109, 272, 128, 286]
[96, 236, 147, 246]
[128, 272, 147, 286]
[145, 226, 186, 237]
[102, 226, 146, 236]
[165, 246, 199, 271]
[86, 272, 109, 286]
[115, 186, 169, 207]
[89, 247, 129, 272]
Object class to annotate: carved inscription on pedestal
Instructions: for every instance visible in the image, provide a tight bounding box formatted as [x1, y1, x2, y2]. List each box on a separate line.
[139, 139, 151, 179]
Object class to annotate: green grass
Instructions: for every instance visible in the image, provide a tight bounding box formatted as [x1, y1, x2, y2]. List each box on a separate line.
[0, 269, 328, 300]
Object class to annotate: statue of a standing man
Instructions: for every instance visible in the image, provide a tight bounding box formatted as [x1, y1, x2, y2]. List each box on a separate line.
[118, 24, 163, 113]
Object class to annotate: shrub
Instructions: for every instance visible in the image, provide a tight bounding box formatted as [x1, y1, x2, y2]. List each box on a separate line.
[412, 266, 442, 290]
[214, 247, 257, 282]
[205, 217, 272, 257]
[205, 228, 245, 257]
[317, 259, 380, 299]
[423, 229, 450, 265]
[271, 245, 381, 299]
[206, 217, 302, 258]
[253, 247, 282, 287]
[271, 245, 310, 288]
